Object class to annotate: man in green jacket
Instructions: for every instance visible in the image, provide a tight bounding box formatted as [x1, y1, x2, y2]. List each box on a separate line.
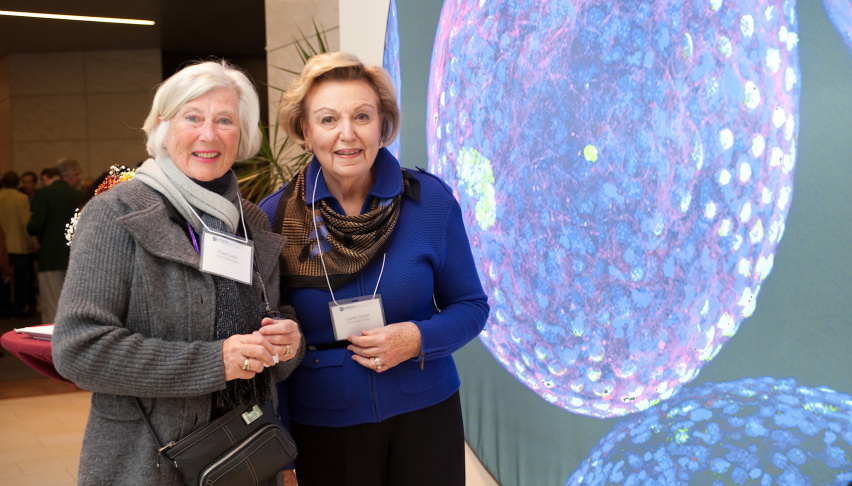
[27, 165, 82, 324]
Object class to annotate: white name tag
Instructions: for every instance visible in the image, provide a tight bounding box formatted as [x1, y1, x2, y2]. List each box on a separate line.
[329, 295, 386, 340]
[199, 228, 254, 284]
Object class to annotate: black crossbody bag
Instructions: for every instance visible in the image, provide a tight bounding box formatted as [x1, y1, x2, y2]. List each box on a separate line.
[135, 398, 297, 486]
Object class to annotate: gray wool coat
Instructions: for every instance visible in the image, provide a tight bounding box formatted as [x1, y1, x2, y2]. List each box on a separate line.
[52, 179, 302, 486]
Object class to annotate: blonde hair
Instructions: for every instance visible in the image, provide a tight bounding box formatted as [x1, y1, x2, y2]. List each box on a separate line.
[278, 52, 400, 150]
[143, 60, 262, 161]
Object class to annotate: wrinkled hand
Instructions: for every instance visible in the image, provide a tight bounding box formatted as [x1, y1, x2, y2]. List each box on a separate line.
[258, 317, 301, 363]
[347, 321, 421, 373]
[222, 332, 279, 381]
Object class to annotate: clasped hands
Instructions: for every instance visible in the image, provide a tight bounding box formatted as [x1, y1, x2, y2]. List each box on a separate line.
[347, 321, 422, 373]
[223, 318, 301, 381]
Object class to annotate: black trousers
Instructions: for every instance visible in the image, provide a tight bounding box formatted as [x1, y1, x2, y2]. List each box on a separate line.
[0, 254, 33, 316]
[292, 391, 465, 486]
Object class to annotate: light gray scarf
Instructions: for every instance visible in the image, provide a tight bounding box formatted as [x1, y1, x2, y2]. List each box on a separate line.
[134, 155, 241, 233]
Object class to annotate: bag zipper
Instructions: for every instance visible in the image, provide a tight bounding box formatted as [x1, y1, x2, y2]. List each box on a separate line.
[198, 424, 293, 483]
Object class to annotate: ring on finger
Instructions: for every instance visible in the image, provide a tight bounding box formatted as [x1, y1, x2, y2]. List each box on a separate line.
[374, 357, 382, 370]
[242, 358, 251, 371]
[284, 344, 292, 356]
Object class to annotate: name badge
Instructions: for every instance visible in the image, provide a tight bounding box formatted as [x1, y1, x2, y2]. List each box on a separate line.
[199, 228, 254, 284]
[329, 295, 386, 340]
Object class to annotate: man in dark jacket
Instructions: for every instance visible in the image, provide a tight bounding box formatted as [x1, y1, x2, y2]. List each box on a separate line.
[27, 165, 82, 323]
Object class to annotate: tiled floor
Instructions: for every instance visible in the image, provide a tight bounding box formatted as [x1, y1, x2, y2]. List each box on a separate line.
[0, 378, 498, 486]
[0, 379, 89, 486]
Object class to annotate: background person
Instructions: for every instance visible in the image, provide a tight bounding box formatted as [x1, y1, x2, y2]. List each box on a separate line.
[18, 170, 40, 314]
[0, 222, 10, 288]
[0, 171, 36, 318]
[56, 157, 83, 190]
[52, 60, 303, 485]
[19, 170, 39, 204]
[259, 52, 490, 486]
[26, 166, 81, 324]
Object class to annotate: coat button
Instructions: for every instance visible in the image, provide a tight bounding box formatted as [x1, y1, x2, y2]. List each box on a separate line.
[314, 358, 320, 365]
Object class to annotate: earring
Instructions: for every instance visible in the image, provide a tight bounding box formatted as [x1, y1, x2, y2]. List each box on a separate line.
[378, 139, 384, 149]
[304, 145, 314, 155]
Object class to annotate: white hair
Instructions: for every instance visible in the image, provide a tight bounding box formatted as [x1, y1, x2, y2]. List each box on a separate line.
[143, 60, 262, 161]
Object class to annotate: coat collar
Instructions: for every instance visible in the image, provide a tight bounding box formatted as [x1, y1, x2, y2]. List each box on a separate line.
[115, 186, 285, 277]
[117, 197, 201, 266]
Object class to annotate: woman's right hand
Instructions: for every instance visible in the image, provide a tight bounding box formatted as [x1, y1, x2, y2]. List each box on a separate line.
[222, 333, 279, 381]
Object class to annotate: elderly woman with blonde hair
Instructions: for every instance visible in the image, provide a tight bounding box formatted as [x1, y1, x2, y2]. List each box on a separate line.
[53, 60, 303, 485]
[259, 52, 489, 486]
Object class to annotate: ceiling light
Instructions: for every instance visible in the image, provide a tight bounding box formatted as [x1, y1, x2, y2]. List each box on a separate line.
[0, 10, 155, 26]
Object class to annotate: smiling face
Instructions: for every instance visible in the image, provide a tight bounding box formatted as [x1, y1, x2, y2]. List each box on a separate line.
[302, 79, 384, 193]
[164, 87, 242, 181]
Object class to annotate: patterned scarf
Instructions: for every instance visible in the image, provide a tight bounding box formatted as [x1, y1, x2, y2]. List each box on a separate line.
[273, 163, 419, 291]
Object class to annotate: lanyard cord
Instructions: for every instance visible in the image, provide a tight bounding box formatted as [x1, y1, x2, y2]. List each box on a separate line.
[372, 254, 386, 300]
[188, 221, 200, 254]
[185, 201, 272, 311]
[310, 167, 385, 305]
[186, 193, 249, 244]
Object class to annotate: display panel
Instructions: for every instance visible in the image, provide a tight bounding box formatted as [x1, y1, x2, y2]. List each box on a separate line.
[429, 0, 799, 419]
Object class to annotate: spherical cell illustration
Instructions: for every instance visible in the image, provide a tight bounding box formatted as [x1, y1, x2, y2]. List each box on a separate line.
[427, 0, 800, 418]
[567, 377, 852, 485]
[822, 0, 852, 56]
[383, 0, 402, 158]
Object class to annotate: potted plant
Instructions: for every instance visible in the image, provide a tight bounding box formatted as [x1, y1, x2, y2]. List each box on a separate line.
[235, 22, 329, 204]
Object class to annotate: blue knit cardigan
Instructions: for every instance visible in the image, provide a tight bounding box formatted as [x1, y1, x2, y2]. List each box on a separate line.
[259, 149, 489, 427]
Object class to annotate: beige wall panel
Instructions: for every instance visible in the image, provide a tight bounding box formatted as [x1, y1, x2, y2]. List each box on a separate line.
[9, 52, 85, 95]
[266, 30, 340, 101]
[14, 141, 88, 175]
[266, 0, 339, 52]
[0, 57, 10, 100]
[12, 95, 87, 143]
[87, 140, 148, 175]
[83, 50, 162, 94]
[0, 97, 11, 146]
[86, 92, 151, 140]
[1, 58, 10, 172]
[265, 0, 340, 124]
[3, 50, 162, 177]
[0, 142, 12, 174]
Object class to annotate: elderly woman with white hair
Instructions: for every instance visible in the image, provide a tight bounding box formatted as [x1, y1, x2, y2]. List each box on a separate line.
[52, 60, 303, 485]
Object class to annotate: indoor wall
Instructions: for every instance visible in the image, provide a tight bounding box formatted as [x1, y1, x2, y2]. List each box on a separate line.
[0, 50, 160, 178]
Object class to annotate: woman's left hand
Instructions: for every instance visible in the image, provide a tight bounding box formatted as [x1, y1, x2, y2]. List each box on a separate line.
[258, 317, 302, 363]
[348, 322, 421, 373]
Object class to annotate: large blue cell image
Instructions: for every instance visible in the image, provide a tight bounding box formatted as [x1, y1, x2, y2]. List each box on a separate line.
[427, 1, 800, 418]
[567, 377, 852, 485]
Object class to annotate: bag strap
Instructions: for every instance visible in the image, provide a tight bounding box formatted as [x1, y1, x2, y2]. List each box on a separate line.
[133, 397, 177, 469]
